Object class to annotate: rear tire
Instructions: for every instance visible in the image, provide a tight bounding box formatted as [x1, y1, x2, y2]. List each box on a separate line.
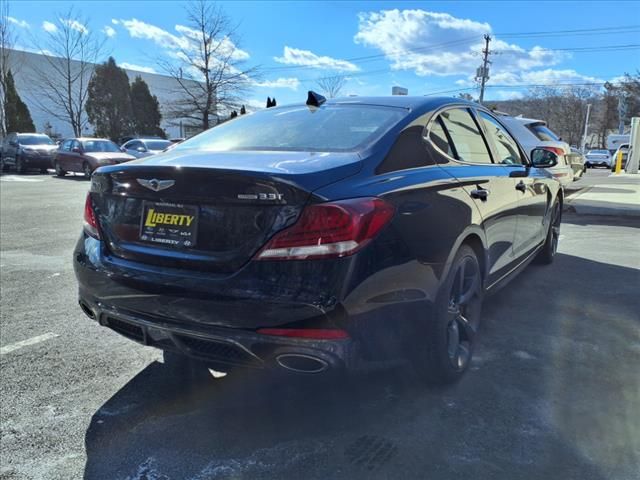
[535, 200, 561, 265]
[83, 162, 92, 179]
[40, 168, 49, 174]
[54, 161, 66, 177]
[16, 155, 26, 174]
[411, 244, 483, 385]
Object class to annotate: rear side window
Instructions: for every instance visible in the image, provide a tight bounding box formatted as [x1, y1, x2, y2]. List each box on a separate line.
[527, 123, 560, 142]
[428, 118, 455, 158]
[439, 108, 492, 164]
[478, 112, 523, 165]
[377, 124, 435, 174]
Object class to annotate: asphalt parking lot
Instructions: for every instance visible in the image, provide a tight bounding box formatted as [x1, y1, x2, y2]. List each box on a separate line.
[1, 170, 639, 480]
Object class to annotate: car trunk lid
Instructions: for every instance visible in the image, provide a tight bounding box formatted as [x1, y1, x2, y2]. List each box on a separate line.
[90, 150, 361, 273]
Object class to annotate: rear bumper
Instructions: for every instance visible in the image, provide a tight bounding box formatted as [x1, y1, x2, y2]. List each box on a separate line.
[74, 232, 438, 372]
[78, 298, 354, 372]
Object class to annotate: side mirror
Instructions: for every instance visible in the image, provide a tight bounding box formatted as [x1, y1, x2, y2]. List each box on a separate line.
[72, 147, 82, 153]
[136, 146, 146, 152]
[531, 148, 558, 168]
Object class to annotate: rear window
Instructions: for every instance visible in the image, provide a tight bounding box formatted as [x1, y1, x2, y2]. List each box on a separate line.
[144, 140, 171, 150]
[527, 123, 560, 142]
[82, 140, 120, 153]
[17, 135, 55, 145]
[588, 150, 609, 155]
[175, 105, 406, 152]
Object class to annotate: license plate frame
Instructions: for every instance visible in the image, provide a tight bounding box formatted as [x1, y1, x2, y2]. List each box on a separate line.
[139, 201, 199, 249]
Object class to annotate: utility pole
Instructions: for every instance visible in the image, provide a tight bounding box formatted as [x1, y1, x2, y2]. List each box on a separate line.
[478, 34, 492, 104]
[581, 103, 592, 153]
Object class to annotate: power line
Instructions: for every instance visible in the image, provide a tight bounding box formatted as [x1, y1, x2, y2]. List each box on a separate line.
[424, 81, 626, 97]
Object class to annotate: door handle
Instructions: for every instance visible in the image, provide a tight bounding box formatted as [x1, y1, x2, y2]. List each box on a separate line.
[515, 181, 526, 192]
[470, 188, 490, 201]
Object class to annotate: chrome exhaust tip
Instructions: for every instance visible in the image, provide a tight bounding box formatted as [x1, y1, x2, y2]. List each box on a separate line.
[276, 353, 329, 374]
[79, 301, 96, 320]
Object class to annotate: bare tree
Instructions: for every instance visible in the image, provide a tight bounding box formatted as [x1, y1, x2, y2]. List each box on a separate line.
[161, 0, 258, 131]
[0, 1, 15, 136]
[29, 8, 104, 136]
[316, 75, 346, 98]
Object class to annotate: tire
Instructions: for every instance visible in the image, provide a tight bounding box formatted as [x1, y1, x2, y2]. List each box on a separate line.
[15, 155, 26, 174]
[54, 161, 66, 177]
[411, 244, 483, 385]
[535, 200, 561, 265]
[40, 168, 49, 174]
[0, 155, 7, 172]
[83, 162, 92, 179]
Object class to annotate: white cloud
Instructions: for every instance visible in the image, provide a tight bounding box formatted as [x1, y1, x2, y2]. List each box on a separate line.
[8, 17, 29, 29]
[253, 77, 300, 90]
[120, 18, 187, 50]
[62, 19, 89, 35]
[111, 19, 119, 25]
[491, 90, 524, 101]
[120, 62, 157, 74]
[42, 21, 57, 33]
[354, 9, 566, 77]
[103, 26, 116, 37]
[274, 46, 359, 72]
[118, 19, 250, 61]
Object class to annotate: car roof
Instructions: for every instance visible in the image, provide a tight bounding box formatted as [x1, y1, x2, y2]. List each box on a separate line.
[77, 137, 112, 142]
[277, 96, 476, 111]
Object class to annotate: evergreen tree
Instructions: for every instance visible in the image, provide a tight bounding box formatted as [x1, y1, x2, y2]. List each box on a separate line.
[240, 105, 246, 115]
[130, 76, 165, 138]
[4, 70, 35, 132]
[230, 110, 238, 119]
[85, 57, 133, 141]
[266, 96, 272, 108]
[272, 97, 276, 107]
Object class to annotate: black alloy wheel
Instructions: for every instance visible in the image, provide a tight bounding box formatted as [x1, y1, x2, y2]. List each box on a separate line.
[535, 200, 561, 265]
[16, 155, 26, 174]
[414, 244, 483, 384]
[54, 161, 66, 177]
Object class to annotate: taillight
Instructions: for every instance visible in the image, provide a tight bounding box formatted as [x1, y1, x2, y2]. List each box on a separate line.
[256, 197, 395, 261]
[83, 193, 100, 239]
[542, 147, 565, 156]
[257, 328, 350, 340]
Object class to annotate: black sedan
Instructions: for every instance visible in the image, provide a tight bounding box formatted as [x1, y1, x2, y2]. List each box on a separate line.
[74, 94, 562, 385]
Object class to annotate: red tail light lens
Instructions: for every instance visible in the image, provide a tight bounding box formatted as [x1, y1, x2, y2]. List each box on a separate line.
[257, 328, 350, 340]
[83, 193, 100, 239]
[256, 197, 395, 261]
[542, 147, 565, 156]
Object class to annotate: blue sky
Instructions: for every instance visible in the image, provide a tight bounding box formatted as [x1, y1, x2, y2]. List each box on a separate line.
[7, 0, 640, 108]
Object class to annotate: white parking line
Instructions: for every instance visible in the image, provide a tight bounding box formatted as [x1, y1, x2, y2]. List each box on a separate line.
[0, 175, 45, 182]
[0, 332, 59, 355]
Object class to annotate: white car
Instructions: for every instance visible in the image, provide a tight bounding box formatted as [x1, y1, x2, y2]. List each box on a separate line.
[584, 149, 611, 168]
[121, 138, 173, 159]
[498, 116, 575, 187]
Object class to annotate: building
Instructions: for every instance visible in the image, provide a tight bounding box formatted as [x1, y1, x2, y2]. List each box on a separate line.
[5, 48, 208, 139]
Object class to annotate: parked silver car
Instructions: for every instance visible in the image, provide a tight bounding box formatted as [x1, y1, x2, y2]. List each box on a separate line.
[584, 149, 612, 168]
[121, 138, 172, 159]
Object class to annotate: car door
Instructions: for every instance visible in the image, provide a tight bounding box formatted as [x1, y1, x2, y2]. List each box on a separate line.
[475, 110, 549, 258]
[69, 140, 84, 172]
[6, 133, 18, 164]
[56, 140, 72, 170]
[431, 107, 520, 285]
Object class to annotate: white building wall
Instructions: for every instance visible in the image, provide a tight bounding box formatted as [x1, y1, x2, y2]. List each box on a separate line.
[7, 49, 204, 140]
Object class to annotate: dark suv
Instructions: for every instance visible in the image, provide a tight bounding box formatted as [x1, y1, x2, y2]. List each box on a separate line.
[0, 133, 58, 173]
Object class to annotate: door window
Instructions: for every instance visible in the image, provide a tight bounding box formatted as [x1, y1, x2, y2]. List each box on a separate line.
[477, 112, 523, 165]
[62, 140, 72, 151]
[439, 108, 492, 164]
[428, 118, 455, 158]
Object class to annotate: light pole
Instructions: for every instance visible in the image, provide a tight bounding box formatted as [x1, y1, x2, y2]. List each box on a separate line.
[580, 103, 592, 153]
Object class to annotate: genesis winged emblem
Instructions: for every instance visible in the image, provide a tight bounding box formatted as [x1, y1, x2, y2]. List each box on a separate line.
[136, 178, 175, 192]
